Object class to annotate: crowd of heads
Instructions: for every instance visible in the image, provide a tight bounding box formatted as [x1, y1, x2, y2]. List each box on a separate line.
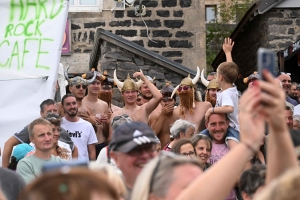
[3, 38, 300, 200]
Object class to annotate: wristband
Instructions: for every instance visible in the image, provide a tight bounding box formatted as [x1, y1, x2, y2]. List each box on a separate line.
[212, 107, 215, 114]
[242, 142, 256, 155]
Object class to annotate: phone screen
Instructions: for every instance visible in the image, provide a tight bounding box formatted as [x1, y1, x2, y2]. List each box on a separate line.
[257, 48, 277, 78]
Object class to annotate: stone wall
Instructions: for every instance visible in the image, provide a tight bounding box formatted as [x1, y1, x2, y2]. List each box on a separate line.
[60, 0, 206, 74]
[215, 8, 300, 92]
[98, 40, 204, 107]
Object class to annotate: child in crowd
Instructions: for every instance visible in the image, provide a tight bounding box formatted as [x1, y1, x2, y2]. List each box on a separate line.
[202, 61, 240, 150]
[201, 38, 240, 150]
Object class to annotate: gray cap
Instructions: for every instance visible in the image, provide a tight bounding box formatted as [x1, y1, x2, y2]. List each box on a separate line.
[109, 122, 158, 153]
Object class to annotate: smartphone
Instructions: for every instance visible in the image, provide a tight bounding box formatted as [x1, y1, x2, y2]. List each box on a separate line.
[42, 160, 88, 173]
[257, 48, 277, 79]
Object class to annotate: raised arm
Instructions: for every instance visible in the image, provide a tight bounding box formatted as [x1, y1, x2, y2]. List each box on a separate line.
[205, 106, 234, 122]
[259, 70, 298, 184]
[176, 82, 265, 200]
[133, 71, 162, 116]
[223, 38, 234, 62]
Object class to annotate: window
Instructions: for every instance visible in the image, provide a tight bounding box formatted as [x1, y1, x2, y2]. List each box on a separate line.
[69, 0, 103, 12]
[205, 5, 216, 23]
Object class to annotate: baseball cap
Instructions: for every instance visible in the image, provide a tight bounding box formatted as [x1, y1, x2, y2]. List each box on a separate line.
[109, 122, 158, 153]
[12, 143, 34, 161]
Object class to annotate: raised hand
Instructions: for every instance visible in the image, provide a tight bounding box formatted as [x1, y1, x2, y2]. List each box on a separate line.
[161, 104, 174, 115]
[133, 70, 146, 81]
[257, 70, 286, 132]
[223, 38, 234, 53]
[239, 84, 265, 150]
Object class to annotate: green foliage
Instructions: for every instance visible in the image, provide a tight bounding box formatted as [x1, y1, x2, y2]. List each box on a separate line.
[206, 0, 255, 73]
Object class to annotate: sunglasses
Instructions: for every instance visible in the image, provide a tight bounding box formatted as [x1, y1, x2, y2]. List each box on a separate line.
[101, 85, 112, 90]
[112, 114, 129, 124]
[45, 115, 60, 121]
[162, 97, 174, 102]
[75, 84, 87, 89]
[248, 78, 258, 83]
[280, 72, 291, 76]
[177, 85, 191, 92]
[137, 98, 142, 102]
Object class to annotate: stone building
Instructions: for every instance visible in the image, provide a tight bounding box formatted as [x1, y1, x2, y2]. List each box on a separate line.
[212, 0, 300, 91]
[87, 28, 203, 106]
[61, 0, 206, 74]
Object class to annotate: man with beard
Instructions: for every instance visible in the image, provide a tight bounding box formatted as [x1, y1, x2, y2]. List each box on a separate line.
[288, 82, 298, 103]
[172, 67, 212, 133]
[149, 83, 178, 148]
[111, 70, 162, 140]
[278, 73, 298, 106]
[82, 69, 110, 156]
[61, 94, 98, 161]
[98, 71, 121, 114]
[201, 69, 220, 107]
[139, 76, 156, 104]
[2, 99, 77, 168]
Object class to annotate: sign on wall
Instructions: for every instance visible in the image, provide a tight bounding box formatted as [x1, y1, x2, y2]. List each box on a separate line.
[0, 0, 68, 163]
[62, 18, 72, 55]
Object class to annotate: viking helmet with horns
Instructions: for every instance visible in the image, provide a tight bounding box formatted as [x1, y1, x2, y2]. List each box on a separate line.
[161, 82, 176, 99]
[114, 69, 144, 92]
[200, 69, 220, 90]
[64, 66, 96, 86]
[171, 66, 200, 99]
[243, 71, 260, 84]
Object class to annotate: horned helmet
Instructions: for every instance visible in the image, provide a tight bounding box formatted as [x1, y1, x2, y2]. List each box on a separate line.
[243, 71, 260, 84]
[64, 66, 96, 86]
[161, 82, 176, 99]
[114, 69, 144, 92]
[101, 70, 114, 87]
[171, 66, 200, 99]
[200, 69, 220, 90]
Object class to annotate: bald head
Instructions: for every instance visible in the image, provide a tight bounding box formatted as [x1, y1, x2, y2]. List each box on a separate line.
[278, 74, 291, 94]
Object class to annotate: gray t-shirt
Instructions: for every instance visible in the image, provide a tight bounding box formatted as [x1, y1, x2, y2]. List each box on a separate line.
[14, 125, 74, 150]
[0, 167, 25, 200]
[16, 155, 62, 184]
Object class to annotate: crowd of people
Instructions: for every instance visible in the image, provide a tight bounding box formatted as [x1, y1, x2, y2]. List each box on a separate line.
[1, 38, 300, 200]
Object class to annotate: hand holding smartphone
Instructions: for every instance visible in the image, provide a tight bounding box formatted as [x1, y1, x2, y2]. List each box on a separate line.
[257, 48, 277, 80]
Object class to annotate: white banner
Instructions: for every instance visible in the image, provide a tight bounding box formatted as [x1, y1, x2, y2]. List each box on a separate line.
[0, 0, 68, 163]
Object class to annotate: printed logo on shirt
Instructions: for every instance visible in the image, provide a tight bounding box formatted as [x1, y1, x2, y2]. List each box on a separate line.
[67, 130, 82, 138]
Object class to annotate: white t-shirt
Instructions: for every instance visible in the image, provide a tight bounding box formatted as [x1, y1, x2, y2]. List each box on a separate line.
[61, 118, 98, 161]
[216, 87, 240, 132]
[96, 146, 118, 170]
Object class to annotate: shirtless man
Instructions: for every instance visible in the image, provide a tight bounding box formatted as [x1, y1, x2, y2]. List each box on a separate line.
[82, 70, 109, 156]
[172, 67, 212, 133]
[60, 66, 96, 117]
[149, 83, 178, 148]
[110, 70, 162, 140]
[139, 76, 156, 104]
[97, 71, 121, 115]
[201, 69, 220, 107]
